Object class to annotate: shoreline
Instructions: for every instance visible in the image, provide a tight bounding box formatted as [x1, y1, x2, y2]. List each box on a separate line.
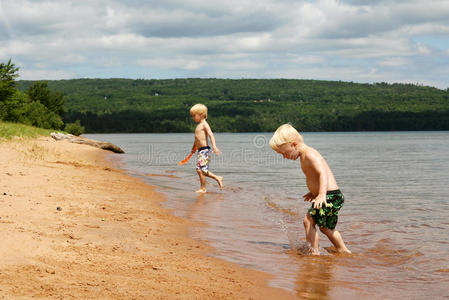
[0, 136, 294, 299]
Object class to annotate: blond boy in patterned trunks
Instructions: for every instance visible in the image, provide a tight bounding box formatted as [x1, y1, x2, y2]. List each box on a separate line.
[270, 124, 351, 255]
[190, 104, 223, 193]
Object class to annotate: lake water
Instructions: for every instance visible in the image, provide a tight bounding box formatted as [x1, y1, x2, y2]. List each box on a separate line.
[86, 132, 449, 299]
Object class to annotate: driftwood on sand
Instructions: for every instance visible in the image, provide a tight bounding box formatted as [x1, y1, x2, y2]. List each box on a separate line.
[50, 133, 124, 153]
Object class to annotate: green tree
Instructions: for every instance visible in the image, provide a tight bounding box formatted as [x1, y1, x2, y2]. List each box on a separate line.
[64, 120, 85, 136]
[0, 90, 63, 129]
[1, 60, 64, 130]
[26, 81, 65, 115]
[18, 100, 64, 129]
[0, 59, 20, 102]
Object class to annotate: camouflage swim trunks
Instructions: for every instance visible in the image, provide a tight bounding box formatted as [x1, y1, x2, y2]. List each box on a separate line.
[308, 190, 344, 230]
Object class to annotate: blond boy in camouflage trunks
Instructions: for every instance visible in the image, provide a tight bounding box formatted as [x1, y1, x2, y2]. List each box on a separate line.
[270, 124, 351, 255]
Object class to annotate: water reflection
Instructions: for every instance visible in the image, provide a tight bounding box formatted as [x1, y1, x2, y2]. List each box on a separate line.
[294, 256, 335, 300]
[188, 192, 224, 221]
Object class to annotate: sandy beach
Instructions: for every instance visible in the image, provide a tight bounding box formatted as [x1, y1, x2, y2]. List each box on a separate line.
[0, 137, 293, 299]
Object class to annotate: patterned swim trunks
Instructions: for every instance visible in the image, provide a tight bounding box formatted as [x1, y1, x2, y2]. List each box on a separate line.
[196, 146, 212, 174]
[308, 190, 344, 230]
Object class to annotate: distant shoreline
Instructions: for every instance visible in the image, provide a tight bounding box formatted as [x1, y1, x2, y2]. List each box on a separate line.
[16, 78, 449, 133]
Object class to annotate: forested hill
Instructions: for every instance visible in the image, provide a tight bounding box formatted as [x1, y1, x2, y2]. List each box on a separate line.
[16, 78, 449, 133]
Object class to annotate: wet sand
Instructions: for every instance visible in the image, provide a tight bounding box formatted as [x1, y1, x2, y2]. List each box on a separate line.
[0, 137, 293, 299]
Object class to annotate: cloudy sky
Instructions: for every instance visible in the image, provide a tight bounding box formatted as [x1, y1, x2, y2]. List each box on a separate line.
[1, 0, 449, 89]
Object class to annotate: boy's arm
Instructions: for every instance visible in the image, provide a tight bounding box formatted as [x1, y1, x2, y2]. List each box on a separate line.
[307, 152, 328, 209]
[204, 122, 221, 155]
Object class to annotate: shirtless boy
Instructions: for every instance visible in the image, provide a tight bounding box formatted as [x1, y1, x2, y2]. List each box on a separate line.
[189, 104, 223, 193]
[270, 124, 351, 255]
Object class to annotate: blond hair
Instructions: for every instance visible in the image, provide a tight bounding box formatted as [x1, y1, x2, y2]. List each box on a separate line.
[190, 104, 208, 119]
[269, 124, 304, 150]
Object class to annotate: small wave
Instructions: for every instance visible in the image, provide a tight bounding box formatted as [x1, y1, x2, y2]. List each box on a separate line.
[288, 241, 335, 256]
[247, 240, 290, 250]
[144, 173, 180, 179]
[362, 241, 424, 266]
[435, 268, 449, 273]
[292, 242, 315, 255]
[420, 223, 446, 229]
[264, 197, 300, 217]
[223, 186, 243, 193]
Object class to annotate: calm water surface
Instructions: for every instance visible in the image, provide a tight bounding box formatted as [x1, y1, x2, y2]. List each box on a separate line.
[87, 132, 449, 299]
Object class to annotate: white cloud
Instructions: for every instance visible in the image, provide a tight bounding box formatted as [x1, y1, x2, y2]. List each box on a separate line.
[0, 40, 33, 55]
[137, 57, 205, 70]
[19, 68, 75, 80]
[378, 57, 411, 67]
[416, 44, 432, 55]
[288, 55, 326, 65]
[0, 0, 448, 88]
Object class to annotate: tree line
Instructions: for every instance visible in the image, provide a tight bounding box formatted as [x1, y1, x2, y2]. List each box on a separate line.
[12, 73, 449, 133]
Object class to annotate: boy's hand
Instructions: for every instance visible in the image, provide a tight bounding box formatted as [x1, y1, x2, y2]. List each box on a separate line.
[311, 194, 327, 209]
[213, 147, 221, 155]
[303, 192, 314, 202]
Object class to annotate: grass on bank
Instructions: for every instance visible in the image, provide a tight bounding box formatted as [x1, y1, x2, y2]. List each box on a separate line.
[0, 121, 54, 141]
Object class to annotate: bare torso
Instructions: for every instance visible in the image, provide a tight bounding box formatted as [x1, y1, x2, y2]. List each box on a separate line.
[194, 121, 209, 148]
[300, 146, 339, 196]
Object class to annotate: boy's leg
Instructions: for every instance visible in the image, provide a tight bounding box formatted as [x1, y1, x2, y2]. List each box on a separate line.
[319, 227, 351, 254]
[196, 170, 207, 193]
[204, 171, 223, 189]
[303, 213, 319, 255]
